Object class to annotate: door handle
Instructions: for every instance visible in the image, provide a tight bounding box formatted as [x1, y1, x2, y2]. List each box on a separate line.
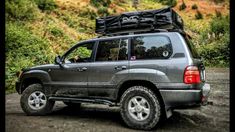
[115, 66, 127, 70]
[77, 67, 87, 72]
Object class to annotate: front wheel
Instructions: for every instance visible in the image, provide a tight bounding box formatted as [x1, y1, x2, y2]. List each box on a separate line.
[120, 86, 161, 130]
[20, 84, 55, 115]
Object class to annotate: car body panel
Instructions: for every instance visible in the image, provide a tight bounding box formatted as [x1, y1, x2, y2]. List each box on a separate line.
[16, 32, 210, 113]
[87, 61, 129, 99]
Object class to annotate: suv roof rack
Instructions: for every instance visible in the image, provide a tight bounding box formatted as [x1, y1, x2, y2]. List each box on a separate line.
[95, 7, 184, 37]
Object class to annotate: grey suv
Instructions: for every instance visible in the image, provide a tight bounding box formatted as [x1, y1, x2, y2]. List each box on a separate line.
[16, 32, 210, 130]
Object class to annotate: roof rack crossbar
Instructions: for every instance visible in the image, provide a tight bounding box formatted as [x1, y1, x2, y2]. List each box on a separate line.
[96, 28, 186, 38]
[98, 28, 169, 37]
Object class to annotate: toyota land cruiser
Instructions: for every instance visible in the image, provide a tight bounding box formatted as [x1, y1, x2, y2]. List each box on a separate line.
[15, 7, 210, 130]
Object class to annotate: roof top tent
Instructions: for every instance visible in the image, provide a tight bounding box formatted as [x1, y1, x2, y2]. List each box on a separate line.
[95, 7, 186, 36]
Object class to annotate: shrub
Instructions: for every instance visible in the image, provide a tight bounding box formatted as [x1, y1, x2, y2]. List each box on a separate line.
[6, 0, 38, 20]
[79, 8, 97, 19]
[215, 10, 222, 18]
[198, 40, 229, 67]
[90, 0, 112, 7]
[6, 22, 54, 92]
[213, 0, 225, 4]
[34, 0, 57, 12]
[179, 1, 187, 11]
[210, 15, 229, 36]
[198, 15, 229, 67]
[191, 4, 198, 10]
[195, 10, 203, 19]
[97, 6, 109, 16]
[49, 27, 64, 37]
[158, 0, 177, 7]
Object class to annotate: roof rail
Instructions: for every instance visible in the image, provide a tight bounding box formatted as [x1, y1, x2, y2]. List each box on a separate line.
[96, 28, 186, 38]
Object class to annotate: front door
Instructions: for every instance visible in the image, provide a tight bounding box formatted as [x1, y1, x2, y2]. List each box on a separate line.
[87, 38, 129, 99]
[49, 42, 95, 97]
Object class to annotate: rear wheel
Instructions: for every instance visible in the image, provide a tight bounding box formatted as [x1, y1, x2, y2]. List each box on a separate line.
[120, 86, 161, 130]
[20, 84, 55, 115]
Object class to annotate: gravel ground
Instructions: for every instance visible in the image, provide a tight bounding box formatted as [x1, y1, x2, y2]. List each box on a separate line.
[6, 68, 229, 132]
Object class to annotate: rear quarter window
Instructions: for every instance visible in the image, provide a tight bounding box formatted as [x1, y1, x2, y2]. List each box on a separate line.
[130, 35, 172, 60]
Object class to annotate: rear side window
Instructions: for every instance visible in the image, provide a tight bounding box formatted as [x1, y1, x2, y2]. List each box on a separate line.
[95, 38, 128, 61]
[130, 35, 172, 60]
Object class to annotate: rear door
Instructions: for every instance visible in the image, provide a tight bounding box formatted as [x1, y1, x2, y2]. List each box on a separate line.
[87, 38, 129, 99]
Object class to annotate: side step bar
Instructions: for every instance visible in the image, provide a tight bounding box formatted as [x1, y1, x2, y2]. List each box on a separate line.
[49, 97, 117, 106]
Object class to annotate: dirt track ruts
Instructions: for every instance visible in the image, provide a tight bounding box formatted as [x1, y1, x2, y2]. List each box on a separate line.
[6, 68, 229, 132]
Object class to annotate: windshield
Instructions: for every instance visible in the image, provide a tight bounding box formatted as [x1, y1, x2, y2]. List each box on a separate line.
[184, 35, 200, 58]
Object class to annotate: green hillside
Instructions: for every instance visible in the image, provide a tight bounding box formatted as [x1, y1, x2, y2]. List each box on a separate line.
[6, 0, 229, 93]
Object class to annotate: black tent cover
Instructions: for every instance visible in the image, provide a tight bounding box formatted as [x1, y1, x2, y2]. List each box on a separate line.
[95, 7, 184, 35]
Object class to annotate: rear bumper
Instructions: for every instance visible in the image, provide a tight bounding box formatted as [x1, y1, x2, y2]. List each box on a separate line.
[201, 83, 210, 105]
[159, 83, 210, 108]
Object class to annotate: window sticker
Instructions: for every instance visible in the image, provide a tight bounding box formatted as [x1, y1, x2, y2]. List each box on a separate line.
[162, 51, 169, 57]
[131, 56, 136, 60]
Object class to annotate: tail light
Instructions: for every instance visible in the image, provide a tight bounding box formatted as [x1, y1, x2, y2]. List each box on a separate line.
[184, 66, 201, 84]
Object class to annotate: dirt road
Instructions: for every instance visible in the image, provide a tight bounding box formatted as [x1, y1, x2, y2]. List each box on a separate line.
[6, 68, 229, 132]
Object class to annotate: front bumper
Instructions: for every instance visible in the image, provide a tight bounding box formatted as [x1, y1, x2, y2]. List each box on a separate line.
[159, 83, 211, 108]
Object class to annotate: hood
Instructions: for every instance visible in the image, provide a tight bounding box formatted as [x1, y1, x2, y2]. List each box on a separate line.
[22, 64, 57, 72]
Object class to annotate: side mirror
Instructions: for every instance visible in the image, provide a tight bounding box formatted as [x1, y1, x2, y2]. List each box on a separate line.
[55, 56, 62, 65]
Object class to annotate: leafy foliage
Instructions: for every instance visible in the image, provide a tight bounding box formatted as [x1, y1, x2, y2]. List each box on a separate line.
[79, 8, 97, 19]
[6, 22, 55, 92]
[215, 10, 222, 18]
[195, 10, 203, 19]
[34, 0, 57, 12]
[197, 15, 229, 66]
[90, 0, 112, 7]
[6, 0, 38, 20]
[179, 0, 187, 11]
[213, 0, 225, 4]
[210, 15, 229, 35]
[49, 27, 64, 37]
[158, 0, 177, 7]
[97, 6, 109, 16]
[191, 4, 198, 10]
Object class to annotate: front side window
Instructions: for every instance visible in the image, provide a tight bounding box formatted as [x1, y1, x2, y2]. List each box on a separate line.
[95, 38, 128, 61]
[64, 42, 95, 63]
[131, 36, 172, 60]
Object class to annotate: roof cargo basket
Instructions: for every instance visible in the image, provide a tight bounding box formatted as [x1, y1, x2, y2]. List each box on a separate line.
[95, 7, 184, 36]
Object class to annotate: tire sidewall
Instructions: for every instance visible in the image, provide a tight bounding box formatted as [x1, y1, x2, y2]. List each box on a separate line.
[120, 86, 161, 130]
[20, 84, 54, 115]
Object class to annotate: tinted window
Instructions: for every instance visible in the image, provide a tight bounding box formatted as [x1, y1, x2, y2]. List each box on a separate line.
[96, 39, 128, 61]
[131, 36, 172, 60]
[64, 42, 94, 63]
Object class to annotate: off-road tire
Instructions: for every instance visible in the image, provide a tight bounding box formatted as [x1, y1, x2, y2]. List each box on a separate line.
[120, 86, 161, 130]
[20, 84, 55, 116]
[63, 102, 81, 108]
